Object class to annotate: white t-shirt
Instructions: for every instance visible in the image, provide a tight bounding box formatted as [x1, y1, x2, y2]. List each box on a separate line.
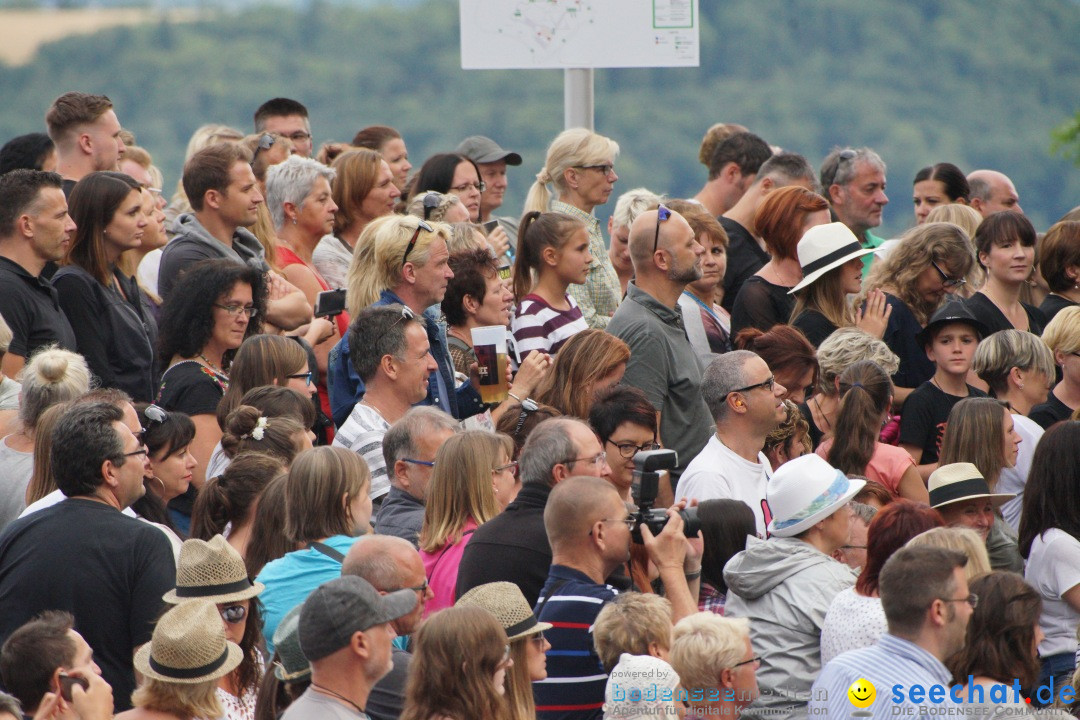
[998, 414, 1043, 532]
[674, 434, 772, 537]
[21, 489, 139, 519]
[332, 403, 391, 499]
[820, 587, 888, 665]
[1025, 528, 1080, 657]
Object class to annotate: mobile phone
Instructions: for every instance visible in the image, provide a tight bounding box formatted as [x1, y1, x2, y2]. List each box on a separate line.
[314, 288, 347, 318]
[59, 673, 89, 702]
[483, 219, 500, 233]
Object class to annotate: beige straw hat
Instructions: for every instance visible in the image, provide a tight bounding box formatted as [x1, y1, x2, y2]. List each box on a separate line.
[457, 581, 552, 641]
[163, 535, 264, 604]
[134, 601, 243, 684]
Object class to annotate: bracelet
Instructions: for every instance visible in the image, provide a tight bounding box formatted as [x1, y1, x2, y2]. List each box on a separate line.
[684, 570, 701, 580]
[508, 391, 523, 403]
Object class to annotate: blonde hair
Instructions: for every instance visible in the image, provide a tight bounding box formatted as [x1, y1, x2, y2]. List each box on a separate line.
[697, 123, 749, 167]
[791, 263, 857, 329]
[926, 204, 983, 239]
[447, 222, 488, 254]
[131, 677, 222, 720]
[972, 329, 1055, 397]
[814, 327, 899, 397]
[418, 431, 511, 553]
[861, 222, 975, 325]
[524, 128, 619, 214]
[905, 527, 991, 581]
[344, 214, 453, 317]
[592, 592, 673, 673]
[1042, 306, 1080, 355]
[670, 613, 750, 696]
[610, 188, 665, 229]
[406, 191, 464, 223]
[18, 346, 92, 430]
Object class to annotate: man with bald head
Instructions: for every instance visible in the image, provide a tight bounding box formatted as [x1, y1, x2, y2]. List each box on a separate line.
[534, 476, 699, 720]
[967, 169, 1023, 217]
[607, 206, 713, 478]
[342, 534, 434, 720]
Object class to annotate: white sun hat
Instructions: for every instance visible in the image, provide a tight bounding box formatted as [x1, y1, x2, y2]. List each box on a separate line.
[788, 222, 879, 294]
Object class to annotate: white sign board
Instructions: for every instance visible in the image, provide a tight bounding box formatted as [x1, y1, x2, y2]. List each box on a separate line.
[461, 0, 699, 70]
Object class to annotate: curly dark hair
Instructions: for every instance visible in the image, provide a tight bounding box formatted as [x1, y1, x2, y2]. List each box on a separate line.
[157, 260, 267, 371]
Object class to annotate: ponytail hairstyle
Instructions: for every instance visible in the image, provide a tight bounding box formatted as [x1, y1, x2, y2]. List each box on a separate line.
[826, 360, 893, 477]
[190, 452, 285, 542]
[524, 128, 620, 215]
[512, 211, 586, 301]
[221, 405, 307, 465]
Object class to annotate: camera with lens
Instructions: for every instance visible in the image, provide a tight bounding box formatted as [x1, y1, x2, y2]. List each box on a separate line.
[630, 449, 700, 543]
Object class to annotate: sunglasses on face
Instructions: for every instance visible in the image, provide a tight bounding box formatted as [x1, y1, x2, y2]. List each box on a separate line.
[220, 605, 247, 624]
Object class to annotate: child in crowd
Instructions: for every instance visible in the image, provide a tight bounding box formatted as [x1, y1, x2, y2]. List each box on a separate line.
[511, 211, 591, 358]
[899, 304, 988, 481]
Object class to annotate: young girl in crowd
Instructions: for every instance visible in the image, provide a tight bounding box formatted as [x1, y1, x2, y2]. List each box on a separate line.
[817, 361, 928, 503]
[511, 211, 591, 358]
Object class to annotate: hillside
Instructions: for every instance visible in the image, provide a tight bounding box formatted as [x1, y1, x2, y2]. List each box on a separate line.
[0, 0, 1077, 235]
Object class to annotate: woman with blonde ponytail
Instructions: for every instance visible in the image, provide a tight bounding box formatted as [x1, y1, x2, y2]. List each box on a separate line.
[525, 128, 622, 329]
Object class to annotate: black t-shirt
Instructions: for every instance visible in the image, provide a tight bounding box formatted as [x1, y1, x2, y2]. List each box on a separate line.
[730, 275, 795, 335]
[1039, 294, 1077, 325]
[0, 499, 175, 712]
[719, 217, 768, 313]
[1030, 394, 1074, 430]
[792, 309, 839, 348]
[963, 292, 1046, 336]
[898, 381, 988, 464]
[367, 647, 410, 720]
[0, 256, 77, 360]
[879, 293, 935, 391]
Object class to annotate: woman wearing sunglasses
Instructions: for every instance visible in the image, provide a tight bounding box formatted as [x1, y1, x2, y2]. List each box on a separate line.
[419, 431, 516, 617]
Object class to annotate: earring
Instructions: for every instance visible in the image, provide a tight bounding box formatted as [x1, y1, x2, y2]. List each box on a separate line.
[292, 217, 298, 225]
[1018, 383, 1025, 389]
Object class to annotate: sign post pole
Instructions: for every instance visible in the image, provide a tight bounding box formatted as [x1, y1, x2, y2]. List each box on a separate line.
[564, 68, 594, 131]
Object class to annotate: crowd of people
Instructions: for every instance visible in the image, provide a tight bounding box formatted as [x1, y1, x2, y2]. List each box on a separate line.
[0, 90, 1079, 720]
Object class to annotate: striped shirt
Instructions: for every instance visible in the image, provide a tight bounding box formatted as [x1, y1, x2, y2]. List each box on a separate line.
[551, 200, 622, 329]
[512, 293, 588, 358]
[534, 565, 618, 720]
[810, 633, 960, 720]
[331, 403, 390, 499]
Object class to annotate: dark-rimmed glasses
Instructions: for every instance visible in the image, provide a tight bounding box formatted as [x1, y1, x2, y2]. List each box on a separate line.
[606, 439, 661, 459]
[122, 447, 149, 459]
[288, 372, 313, 385]
[422, 192, 441, 221]
[214, 303, 258, 318]
[402, 220, 434, 266]
[251, 133, 274, 166]
[940, 593, 978, 609]
[931, 259, 966, 289]
[731, 656, 762, 669]
[653, 204, 671, 254]
[402, 458, 435, 468]
[396, 578, 429, 595]
[726, 376, 775, 397]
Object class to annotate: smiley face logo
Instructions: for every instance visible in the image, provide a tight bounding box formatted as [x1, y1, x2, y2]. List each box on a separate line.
[848, 678, 876, 708]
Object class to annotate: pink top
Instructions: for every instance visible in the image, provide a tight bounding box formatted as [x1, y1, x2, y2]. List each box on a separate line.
[816, 439, 914, 497]
[419, 517, 480, 618]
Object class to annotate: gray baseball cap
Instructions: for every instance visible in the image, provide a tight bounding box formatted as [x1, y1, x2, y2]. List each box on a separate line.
[298, 575, 417, 661]
[456, 135, 522, 165]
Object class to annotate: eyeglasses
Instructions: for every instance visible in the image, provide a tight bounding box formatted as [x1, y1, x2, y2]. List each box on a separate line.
[931, 259, 966, 289]
[575, 164, 615, 177]
[122, 447, 149, 459]
[251, 133, 274, 165]
[402, 458, 435, 468]
[730, 656, 762, 669]
[653, 204, 671, 254]
[288, 372, 313, 385]
[529, 631, 547, 647]
[605, 439, 661, 459]
[143, 404, 168, 429]
[726, 376, 776, 397]
[840, 545, 867, 550]
[493, 461, 519, 477]
[402, 220, 434, 266]
[220, 605, 247, 624]
[399, 578, 429, 594]
[561, 451, 608, 469]
[450, 180, 486, 194]
[939, 593, 978, 609]
[214, 303, 259, 318]
[284, 130, 311, 142]
[422, 192, 441, 221]
[603, 515, 637, 530]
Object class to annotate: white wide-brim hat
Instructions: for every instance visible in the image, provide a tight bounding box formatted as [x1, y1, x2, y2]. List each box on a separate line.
[789, 222, 878, 294]
[766, 454, 865, 537]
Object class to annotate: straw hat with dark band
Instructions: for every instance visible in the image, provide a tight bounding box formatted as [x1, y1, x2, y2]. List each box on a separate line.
[163, 535, 264, 605]
[456, 581, 552, 641]
[928, 463, 1014, 509]
[134, 601, 243, 684]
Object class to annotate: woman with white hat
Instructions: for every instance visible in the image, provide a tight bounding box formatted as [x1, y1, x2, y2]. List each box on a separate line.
[723, 454, 863, 720]
[164, 535, 266, 720]
[789, 222, 891, 348]
[119, 600, 243, 720]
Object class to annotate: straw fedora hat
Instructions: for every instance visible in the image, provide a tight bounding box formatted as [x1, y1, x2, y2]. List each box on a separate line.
[163, 535, 264, 604]
[457, 581, 553, 641]
[928, 463, 1014, 509]
[766, 454, 865, 538]
[134, 601, 243, 684]
[788, 222, 878, 294]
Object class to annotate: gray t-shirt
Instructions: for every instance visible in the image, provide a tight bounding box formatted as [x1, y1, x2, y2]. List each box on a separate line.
[281, 687, 370, 720]
[0, 436, 33, 532]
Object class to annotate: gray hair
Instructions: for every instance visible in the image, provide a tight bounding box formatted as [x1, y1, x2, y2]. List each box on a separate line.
[519, 417, 580, 487]
[610, 187, 665, 229]
[702, 350, 757, 423]
[265, 155, 336, 231]
[815, 328, 899, 396]
[967, 175, 992, 204]
[850, 501, 877, 526]
[341, 534, 415, 590]
[18, 346, 92, 430]
[382, 406, 460, 471]
[820, 147, 886, 192]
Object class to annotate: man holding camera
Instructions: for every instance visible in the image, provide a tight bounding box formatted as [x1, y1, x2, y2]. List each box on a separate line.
[533, 475, 700, 720]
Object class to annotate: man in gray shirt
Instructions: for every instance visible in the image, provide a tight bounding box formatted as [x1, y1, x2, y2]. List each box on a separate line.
[607, 206, 712, 478]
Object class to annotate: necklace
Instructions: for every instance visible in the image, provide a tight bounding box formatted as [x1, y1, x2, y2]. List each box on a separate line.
[198, 353, 225, 375]
[311, 683, 366, 716]
[361, 397, 386, 419]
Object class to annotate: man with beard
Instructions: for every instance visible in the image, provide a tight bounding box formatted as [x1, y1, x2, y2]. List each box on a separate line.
[607, 206, 711, 479]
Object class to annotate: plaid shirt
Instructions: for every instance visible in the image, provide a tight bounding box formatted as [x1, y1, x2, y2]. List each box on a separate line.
[550, 200, 622, 329]
[697, 581, 727, 615]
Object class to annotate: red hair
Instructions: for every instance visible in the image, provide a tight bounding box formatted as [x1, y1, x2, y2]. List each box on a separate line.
[733, 325, 818, 389]
[856, 500, 944, 596]
[753, 186, 829, 260]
